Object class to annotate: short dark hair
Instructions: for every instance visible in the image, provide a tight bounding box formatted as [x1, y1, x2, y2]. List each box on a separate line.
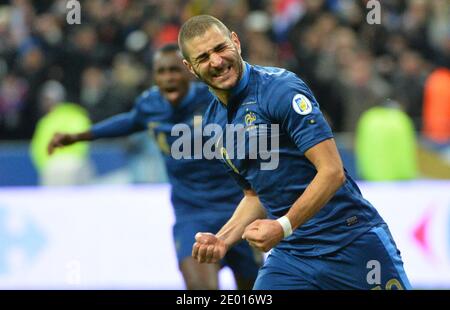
[178, 15, 231, 60]
[156, 42, 180, 54]
[153, 42, 182, 63]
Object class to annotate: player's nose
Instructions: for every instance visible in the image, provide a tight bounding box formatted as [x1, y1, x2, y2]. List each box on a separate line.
[209, 53, 223, 68]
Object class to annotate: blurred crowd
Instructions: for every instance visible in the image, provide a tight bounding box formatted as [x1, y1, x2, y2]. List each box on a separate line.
[0, 0, 448, 140]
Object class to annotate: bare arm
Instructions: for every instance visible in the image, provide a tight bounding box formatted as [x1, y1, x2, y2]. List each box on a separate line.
[216, 189, 266, 248]
[47, 110, 143, 155]
[286, 138, 345, 230]
[242, 138, 345, 252]
[192, 189, 266, 263]
[47, 131, 93, 155]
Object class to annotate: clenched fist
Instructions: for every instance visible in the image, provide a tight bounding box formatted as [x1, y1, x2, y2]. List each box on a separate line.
[192, 232, 228, 264]
[242, 219, 284, 252]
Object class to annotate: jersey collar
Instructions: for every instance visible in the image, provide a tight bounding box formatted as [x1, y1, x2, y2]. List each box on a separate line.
[230, 61, 251, 99]
[208, 61, 252, 114]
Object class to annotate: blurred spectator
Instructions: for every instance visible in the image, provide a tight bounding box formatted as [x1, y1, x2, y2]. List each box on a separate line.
[30, 80, 92, 186]
[9, 0, 34, 48]
[59, 25, 107, 101]
[271, 0, 303, 43]
[79, 66, 109, 120]
[34, 13, 63, 47]
[355, 103, 418, 181]
[428, 0, 450, 68]
[244, 11, 280, 66]
[80, 53, 144, 123]
[14, 40, 49, 138]
[339, 51, 392, 132]
[0, 6, 13, 54]
[0, 72, 28, 139]
[401, 0, 432, 58]
[422, 68, 450, 144]
[391, 49, 430, 130]
[0, 0, 448, 140]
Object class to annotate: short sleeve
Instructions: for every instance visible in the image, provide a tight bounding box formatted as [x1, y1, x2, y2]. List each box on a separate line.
[262, 77, 334, 154]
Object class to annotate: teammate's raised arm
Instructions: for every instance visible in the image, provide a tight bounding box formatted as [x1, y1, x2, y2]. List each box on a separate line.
[47, 131, 92, 155]
[47, 110, 142, 155]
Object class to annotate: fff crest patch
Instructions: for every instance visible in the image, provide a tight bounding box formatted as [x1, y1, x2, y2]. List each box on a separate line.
[292, 94, 312, 115]
[244, 111, 257, 126]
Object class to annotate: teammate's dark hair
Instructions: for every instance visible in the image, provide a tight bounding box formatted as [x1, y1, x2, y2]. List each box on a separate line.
[157, 42, 180, 54]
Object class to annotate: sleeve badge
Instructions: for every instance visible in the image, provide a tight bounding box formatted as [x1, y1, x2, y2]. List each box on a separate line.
[292, 94, 312, 115]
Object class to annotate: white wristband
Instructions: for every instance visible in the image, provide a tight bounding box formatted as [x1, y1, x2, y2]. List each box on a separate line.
[276, 216, 293, 238]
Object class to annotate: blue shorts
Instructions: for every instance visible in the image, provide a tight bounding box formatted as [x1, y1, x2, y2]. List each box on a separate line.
[254, 223, 411, 290]
[173, 215, 261, 280]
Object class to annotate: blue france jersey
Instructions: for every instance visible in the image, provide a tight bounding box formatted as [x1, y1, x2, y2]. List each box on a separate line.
[100, 82, 243, 219]
[203, 63, 384, 256]
[138, 83, 244, 218]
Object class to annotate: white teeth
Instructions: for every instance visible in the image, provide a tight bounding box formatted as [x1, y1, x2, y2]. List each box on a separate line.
[214, 67, 230, 77]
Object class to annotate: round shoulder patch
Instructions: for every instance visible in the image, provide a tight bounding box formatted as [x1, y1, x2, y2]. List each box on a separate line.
[292, 94, 312, 115]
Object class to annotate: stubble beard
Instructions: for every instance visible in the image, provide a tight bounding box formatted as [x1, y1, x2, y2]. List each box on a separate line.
[192, 51, 244, 92]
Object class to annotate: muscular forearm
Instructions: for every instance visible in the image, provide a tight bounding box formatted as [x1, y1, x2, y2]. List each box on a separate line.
[216, 190, 266, 249]
[286, 167, 345, 230]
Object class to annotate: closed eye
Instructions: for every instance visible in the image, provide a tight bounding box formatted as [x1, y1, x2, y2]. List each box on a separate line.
[194, 42, 229, 64]
[214, 44, 227, 53]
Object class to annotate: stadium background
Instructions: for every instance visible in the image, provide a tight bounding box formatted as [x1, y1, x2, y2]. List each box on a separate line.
[0, 0, 449, 289]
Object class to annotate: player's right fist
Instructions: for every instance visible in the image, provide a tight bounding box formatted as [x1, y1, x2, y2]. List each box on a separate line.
[47, 133, 76, 155]
[192, 232, 227, 264]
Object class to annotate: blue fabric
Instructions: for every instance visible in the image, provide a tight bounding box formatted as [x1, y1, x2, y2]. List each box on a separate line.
[90, 82, 260, 278]
[91, 110, 141, 139]
[253, 224, 411, 290]
[92, 82, 244, 219]
[203, 63, 385, 256]
[371, 225, 412, 289]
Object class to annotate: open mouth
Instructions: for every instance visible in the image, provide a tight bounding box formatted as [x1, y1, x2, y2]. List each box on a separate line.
[162, 86, 182, 103]
[212, 65, 232, 78]
[163, 86, 178, 93]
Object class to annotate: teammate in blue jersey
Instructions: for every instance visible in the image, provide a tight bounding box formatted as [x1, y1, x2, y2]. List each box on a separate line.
[178, 15, 411, 290]
[47, 43, 261, 290]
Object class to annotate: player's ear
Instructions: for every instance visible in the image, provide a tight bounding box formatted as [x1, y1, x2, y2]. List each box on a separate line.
[231, 32, 241, 55]
[183, 59, 196, 77]
[183, 59, 202, 80]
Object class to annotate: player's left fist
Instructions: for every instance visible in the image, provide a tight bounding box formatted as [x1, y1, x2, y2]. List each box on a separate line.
[192, 232, 228, 264]
[242, 219, 284, 252]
